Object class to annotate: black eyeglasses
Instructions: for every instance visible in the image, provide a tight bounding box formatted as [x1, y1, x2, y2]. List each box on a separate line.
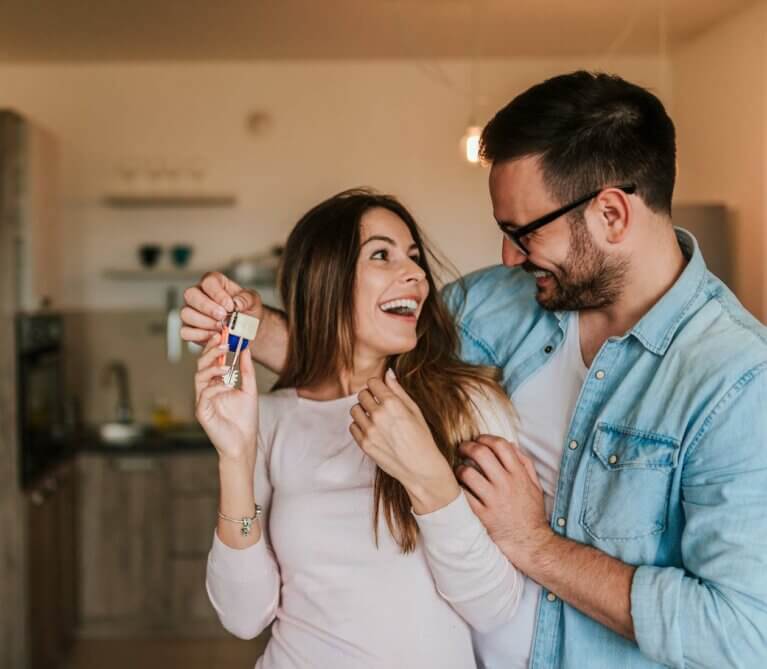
[497, 183, 636, 256]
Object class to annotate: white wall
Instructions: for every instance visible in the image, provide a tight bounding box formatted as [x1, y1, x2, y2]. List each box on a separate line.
[672, 0, 767, 321]
[0, 57, 669, 310]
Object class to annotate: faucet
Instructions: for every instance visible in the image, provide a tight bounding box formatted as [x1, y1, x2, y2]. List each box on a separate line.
[166, 286, 182, 363]
[104, 361, 133, 423]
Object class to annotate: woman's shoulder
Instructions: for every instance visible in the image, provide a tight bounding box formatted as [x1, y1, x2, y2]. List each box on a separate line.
[257, 388, 299, 444]
[259, 387, 298, 412]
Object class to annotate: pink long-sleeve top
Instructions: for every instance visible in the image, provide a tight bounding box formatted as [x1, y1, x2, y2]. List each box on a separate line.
[206, 387, 523, 669]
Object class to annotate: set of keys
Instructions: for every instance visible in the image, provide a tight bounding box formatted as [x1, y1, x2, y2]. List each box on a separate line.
[218, 311, 260, 387]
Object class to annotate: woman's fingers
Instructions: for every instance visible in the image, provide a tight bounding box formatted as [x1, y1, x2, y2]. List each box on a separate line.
[195, 365, 228, 398]
[350, 404, 372, 431]
[383, 369, 419, 413]
[197, 336, 227, 369]
[349, 421, 363, 447]
[198, 382, 234, 408]
[357, 389, 379, 416]
[239, 347, 257, 396]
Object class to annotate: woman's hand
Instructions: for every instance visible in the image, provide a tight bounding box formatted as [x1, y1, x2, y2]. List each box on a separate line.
[181, 271, 265, 344]
[195, 332, 259, 464]
[349, 369, 460, 514]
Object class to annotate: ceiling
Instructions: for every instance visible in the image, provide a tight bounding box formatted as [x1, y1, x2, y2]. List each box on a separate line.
[0, 0, 757, 62]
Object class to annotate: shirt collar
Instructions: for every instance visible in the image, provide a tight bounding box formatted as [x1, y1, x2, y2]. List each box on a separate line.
[629, 227, 708, 355]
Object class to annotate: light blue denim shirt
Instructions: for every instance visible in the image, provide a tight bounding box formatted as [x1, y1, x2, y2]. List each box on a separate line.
[443, 229, 767, 669]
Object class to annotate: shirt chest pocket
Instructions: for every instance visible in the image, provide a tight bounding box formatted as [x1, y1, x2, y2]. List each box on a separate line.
[581, 423, 680, 542]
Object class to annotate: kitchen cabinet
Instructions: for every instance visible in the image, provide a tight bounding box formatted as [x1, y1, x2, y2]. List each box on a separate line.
[26, 459, 77, 669]
[77, 451, 225, 637]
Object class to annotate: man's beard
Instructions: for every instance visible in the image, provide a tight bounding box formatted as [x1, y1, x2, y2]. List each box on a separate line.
[526, 217, 628, 311]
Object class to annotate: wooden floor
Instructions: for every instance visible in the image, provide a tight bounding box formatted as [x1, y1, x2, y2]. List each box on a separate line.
[60, 636, 269, 669]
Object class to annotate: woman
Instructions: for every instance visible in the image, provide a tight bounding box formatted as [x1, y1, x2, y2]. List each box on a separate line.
[195, 189, 526, 668]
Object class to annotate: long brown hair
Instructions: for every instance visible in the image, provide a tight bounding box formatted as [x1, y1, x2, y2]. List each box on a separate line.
[275, 188, 512, 552]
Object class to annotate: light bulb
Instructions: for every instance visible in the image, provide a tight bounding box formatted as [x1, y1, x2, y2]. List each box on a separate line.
[461, 125, 482, 164]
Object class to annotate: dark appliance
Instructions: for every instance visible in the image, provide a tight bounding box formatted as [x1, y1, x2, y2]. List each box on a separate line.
[16, 312, 70, 488]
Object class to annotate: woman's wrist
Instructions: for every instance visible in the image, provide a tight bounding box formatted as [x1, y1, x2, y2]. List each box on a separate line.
[405, 467, 461, 515]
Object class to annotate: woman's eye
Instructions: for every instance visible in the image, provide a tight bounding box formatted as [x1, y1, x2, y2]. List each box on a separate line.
[410, 255, 422, 265]
[370, 249, 388, 260]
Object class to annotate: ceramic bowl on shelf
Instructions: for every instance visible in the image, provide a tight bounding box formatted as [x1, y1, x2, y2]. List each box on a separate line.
[138, 244, 162, 268]
[170, 244, 193, 268]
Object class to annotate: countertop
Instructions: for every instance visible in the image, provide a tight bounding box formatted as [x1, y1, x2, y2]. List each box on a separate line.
[78, 424, 214, 455]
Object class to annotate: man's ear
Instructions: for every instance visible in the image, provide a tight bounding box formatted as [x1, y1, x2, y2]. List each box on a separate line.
[594, 187, 632, 245]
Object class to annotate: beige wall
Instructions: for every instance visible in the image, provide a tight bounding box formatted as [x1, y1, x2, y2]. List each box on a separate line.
[0, 57, 670, 311]
[672, 0, 767, 320]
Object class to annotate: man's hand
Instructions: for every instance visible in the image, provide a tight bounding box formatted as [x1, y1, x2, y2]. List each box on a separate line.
[457, 435, 637, 640]
[181, 271, 265, 344]
[349, 369, 459, 514]
[456, 435, 551, 573]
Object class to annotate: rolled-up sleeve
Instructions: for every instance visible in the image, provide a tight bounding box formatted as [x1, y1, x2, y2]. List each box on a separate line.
[631, 363, 767, 668]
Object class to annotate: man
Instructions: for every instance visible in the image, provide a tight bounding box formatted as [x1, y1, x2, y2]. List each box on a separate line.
[181, 71, 767, 668]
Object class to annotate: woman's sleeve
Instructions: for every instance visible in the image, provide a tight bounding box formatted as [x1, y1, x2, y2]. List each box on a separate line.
[413, 387, 524, 634]
[205, 427, 281, 640]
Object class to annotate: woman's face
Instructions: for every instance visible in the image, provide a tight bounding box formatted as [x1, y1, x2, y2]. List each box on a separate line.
[353, 207, 429, 359]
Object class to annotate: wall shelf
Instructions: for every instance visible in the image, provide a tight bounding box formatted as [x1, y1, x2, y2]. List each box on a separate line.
[103, 268, 275, 288]
[102, 193, 236, 208]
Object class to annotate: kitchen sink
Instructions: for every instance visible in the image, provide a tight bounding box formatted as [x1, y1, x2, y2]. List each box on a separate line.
[98, 421, 147, 446]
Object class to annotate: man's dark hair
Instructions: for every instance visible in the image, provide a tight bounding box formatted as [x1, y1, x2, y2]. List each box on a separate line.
[480, 71, 676, 215]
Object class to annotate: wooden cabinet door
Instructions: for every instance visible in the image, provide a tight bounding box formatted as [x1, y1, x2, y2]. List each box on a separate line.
[56, 461, 77, 652]
[26, 471, 62, 669]
[77, 455, 170, 631]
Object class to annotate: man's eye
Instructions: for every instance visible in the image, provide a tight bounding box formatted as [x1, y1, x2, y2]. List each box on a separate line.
[371, 249, 388, 260]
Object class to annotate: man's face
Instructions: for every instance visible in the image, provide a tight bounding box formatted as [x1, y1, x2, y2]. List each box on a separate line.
[489, 156, 626, 311]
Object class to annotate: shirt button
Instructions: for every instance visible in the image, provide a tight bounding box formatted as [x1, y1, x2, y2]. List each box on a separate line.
[568, 440, 578, 450]
[546, 592, 557, 602]
[557, 517, 566, 528]
[595, 370, 606, 380]
[544, 345, 554, 354]
[608, 454, 618, 465]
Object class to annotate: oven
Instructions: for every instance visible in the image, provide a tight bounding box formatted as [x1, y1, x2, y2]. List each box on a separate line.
[16, 313, 71, 488]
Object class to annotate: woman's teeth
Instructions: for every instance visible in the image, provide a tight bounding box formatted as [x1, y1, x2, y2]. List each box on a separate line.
[380, 298, 418, 315]
[532, 270, 552, 279]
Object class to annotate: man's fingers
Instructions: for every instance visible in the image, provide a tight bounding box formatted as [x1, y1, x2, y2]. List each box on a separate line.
[181, 326, 218, 344]
[515, 446, 544, 493]
[458, 440, 507, 486]
[231, 288, 264, 318]
[461, 487, 485, 515]
[455, 464, 492, 504]
[476, 434, 520, 474]
[180, 305, 221, 333]
[199, 272, 245, 311]
[184, 280, 230, 321]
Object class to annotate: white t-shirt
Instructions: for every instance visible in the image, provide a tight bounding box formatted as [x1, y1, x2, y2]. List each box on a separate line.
[472, 313, 588, 669]
[206, 386, 524, 669]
